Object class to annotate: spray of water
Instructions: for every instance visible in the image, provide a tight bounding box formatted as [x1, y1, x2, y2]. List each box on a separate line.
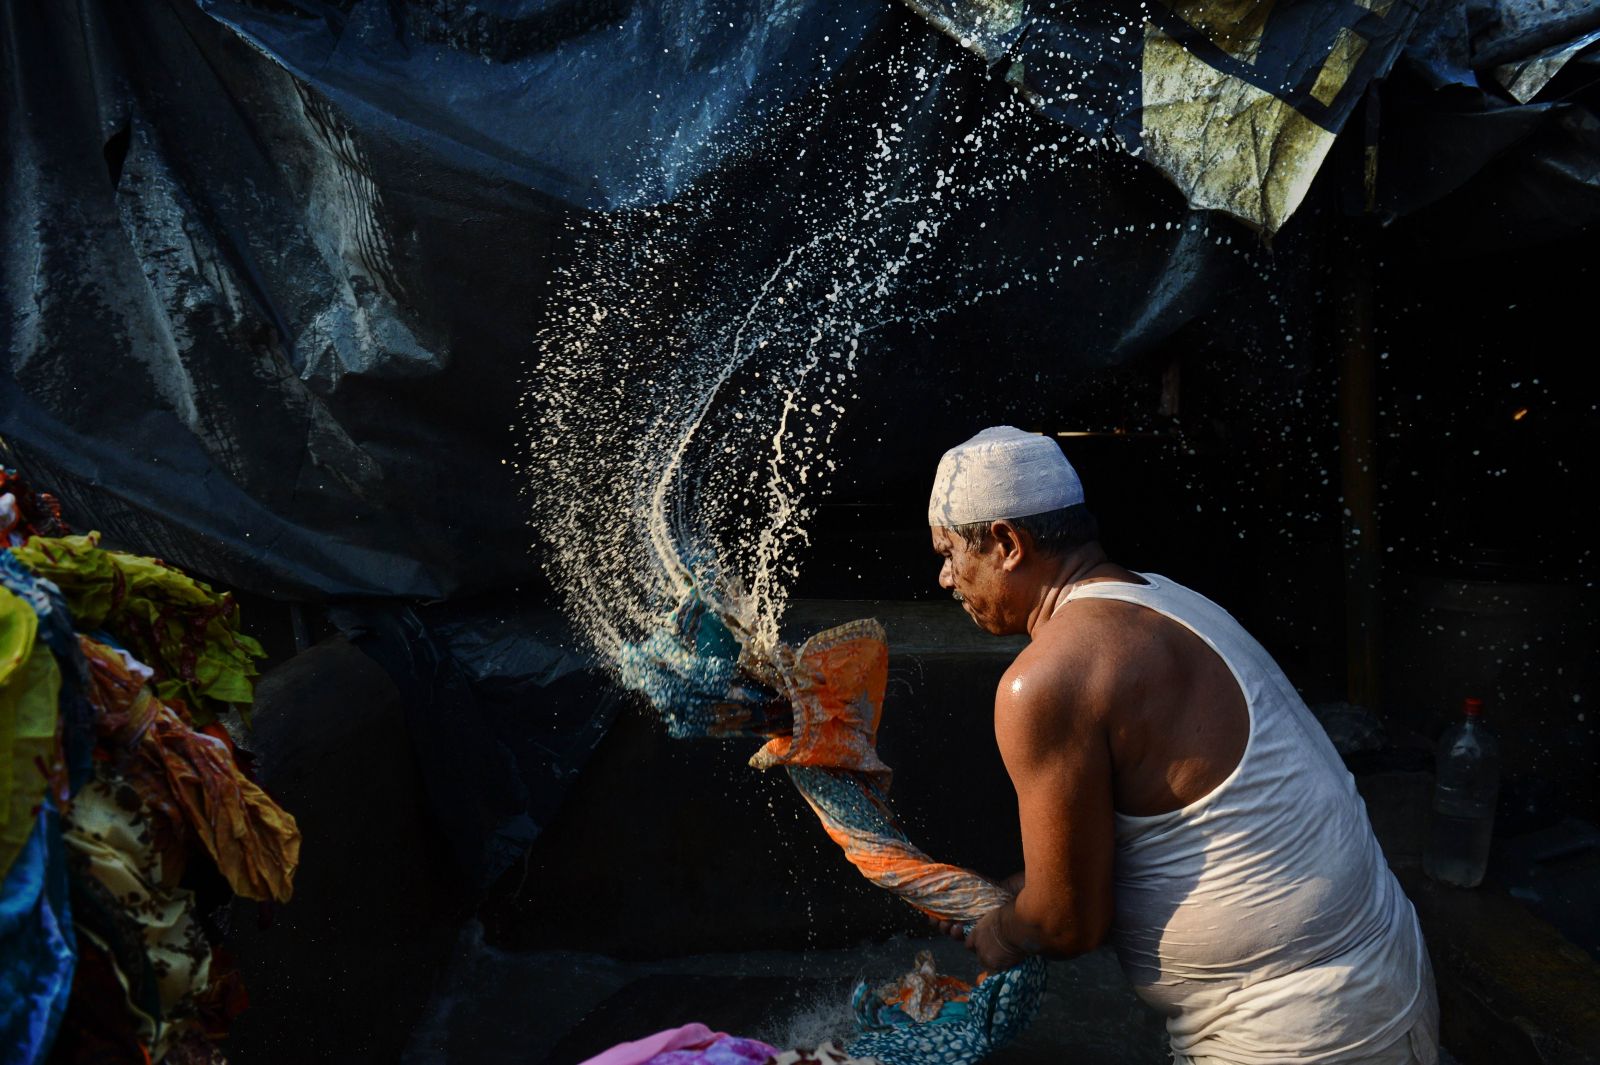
[519, 32, 1106, 705]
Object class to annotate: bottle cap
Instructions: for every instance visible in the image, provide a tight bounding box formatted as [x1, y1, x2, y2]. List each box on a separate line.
[1463, 697, 1484, 717]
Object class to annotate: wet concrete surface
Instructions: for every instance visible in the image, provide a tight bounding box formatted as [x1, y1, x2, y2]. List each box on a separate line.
[402, 927, 1170, 1065]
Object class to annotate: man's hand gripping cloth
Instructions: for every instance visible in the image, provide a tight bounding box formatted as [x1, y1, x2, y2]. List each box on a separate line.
[620, 600, 1044, 1064]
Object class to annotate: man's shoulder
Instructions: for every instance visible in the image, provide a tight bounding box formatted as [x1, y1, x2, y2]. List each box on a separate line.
[999, 627, 1109, 734]
[999, 597, 1161, 727]
[1033, 595, 1157, 674]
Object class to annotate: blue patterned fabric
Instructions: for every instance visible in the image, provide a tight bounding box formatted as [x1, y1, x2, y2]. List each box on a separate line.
[0, 802, 77, 1065]
[847, 955, 1047, 1065]
[785, 765, 898, 839]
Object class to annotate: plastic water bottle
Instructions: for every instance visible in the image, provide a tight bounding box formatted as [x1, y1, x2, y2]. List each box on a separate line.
[1423, 697, 1501, 888]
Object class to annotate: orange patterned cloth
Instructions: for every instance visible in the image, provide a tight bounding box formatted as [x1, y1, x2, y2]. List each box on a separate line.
[626, 600, 1044, 1062]
[750, 619, 890, 784]
[78, 637, 300, 903]
[749, 619, 1011, 926]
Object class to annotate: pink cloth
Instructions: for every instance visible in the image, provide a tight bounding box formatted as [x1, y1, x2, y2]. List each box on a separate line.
[578, 1023, 777, 1065]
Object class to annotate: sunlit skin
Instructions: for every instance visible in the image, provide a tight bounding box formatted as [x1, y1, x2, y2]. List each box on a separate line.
[929, 522, 1249, 970]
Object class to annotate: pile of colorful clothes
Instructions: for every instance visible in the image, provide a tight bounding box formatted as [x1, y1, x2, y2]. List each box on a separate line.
[2, 469, 300, 1065]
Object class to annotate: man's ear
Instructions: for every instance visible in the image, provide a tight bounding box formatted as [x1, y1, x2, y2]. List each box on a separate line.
[990, 520, 1025, 570]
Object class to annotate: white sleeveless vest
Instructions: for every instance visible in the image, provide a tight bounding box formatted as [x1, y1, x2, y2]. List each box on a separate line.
[1062, 574, 1434, 1064]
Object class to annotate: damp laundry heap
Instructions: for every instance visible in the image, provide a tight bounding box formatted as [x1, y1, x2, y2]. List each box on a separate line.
[0, 483, 299, 1065]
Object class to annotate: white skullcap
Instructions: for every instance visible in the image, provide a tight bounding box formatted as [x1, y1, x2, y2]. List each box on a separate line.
[928, 426, 1085, 526]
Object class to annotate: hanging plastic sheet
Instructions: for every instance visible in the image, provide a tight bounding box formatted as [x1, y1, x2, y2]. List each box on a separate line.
[902, 0, 1428, 233]
[329, 599, 625, 892]
[1370, 0, 1600, 241]
[0, 0, 876, 602]
[1, 0, 1596, 610]
[3, 0, 1315, 604]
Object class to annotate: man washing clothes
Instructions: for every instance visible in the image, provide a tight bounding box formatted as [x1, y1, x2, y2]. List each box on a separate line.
[927, 426, 1439, 1065]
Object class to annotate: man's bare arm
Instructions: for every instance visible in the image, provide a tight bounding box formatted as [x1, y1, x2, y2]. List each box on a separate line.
[967, 651, 1116, 968]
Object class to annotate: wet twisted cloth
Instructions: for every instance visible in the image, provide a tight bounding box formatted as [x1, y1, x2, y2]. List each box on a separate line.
[619, 596, 1045, 1063]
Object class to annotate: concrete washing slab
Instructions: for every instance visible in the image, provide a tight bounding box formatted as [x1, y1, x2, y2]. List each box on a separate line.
[402, 927, 1169, 1065]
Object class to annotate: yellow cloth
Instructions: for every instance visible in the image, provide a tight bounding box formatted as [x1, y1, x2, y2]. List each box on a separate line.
[0, 586, 62, 882]
[12, 533, 265, 726]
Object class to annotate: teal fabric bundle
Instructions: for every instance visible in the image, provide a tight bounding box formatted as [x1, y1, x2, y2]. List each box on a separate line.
[614, 591, 787, 739]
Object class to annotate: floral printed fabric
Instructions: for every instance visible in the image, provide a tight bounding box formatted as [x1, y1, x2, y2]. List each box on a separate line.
[848, 950, 1046, 1065]
[62, 765, 215, 1061]
[0, 526, 286, 1063]
[767, 1043, 881, 1065]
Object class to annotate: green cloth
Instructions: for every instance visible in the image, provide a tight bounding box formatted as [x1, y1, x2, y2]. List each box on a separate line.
[10, 535, 264, 726]
[1, 587, 62, 883]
